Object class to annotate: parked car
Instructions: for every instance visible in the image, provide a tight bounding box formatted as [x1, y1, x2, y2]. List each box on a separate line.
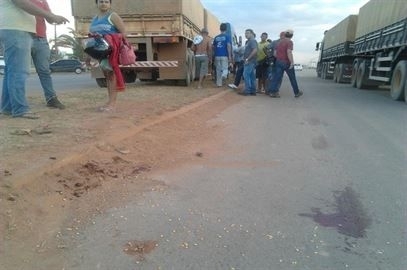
[294, 64, 303, 71]
[0, 56, 5, 75]
[49, 59, 85, 74]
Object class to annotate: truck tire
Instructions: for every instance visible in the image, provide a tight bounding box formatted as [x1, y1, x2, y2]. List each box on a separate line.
[333, 64, 339, 82]
[122, 70, 136, 83]
[337, 63, 345, 83]
[183, 50, 194, 86]
[356, 60, 368, 89]
[96, 78, 107, 88]
[405, 80, 407, 103]
[321, 63, 327, 79]
[390, 60, 407, 101]
[351, 60, 359, 88]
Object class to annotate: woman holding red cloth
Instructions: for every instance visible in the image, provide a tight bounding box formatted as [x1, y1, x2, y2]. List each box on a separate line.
[89, 0, 126, 112]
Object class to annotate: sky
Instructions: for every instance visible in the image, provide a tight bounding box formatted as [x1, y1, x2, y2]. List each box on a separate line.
[46, 0, 370, 64]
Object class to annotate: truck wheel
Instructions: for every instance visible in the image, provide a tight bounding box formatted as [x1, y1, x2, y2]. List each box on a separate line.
[351, 60, 359, 88]
[184, 51, 194, 86]
[337, 64, 345, 83]
[321, 63, 327, 79]
[96, 78, 107, 88]
[356, 61, 368, 89]
[122, 71, 136, 83]
[405, 80, 407, 103]
[333, 64, 338, 82]
[390, 60, 407, 101]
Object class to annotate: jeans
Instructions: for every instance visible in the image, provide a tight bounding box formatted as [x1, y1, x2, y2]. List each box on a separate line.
[233, 61, 244, 86]
[266, 63, 282, 94]
[214, 56, 228, 86]
[0, 30, 32, 116]
[243, 62, 256, 94]
[269, 60, 300, 95]
[31, 37, 56, 102]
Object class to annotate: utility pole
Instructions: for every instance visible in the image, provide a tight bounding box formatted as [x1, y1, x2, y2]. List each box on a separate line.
[54, 23, 57, 50]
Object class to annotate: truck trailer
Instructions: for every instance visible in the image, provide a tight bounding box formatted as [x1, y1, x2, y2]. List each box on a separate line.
[71, 0, 220, 87]
[316, 0, 407, 102]
[316, 15, 358, 83]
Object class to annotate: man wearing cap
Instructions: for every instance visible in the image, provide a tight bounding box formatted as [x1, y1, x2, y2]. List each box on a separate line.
[191, 28, 212, 88]
[269, 29, 303, 98]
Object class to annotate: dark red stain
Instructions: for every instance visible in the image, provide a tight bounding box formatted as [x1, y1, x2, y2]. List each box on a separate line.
[299, 187, 372, 238]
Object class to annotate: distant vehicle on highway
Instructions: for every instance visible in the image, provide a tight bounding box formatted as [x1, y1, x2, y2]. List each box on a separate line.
[0, 56, 5, 75]
[49, 59, 85, 74]
[294, 64, 303, 71]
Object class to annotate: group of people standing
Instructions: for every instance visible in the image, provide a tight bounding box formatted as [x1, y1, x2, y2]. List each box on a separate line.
[193, 24, 303, 99]
[233, 29, 303, 98]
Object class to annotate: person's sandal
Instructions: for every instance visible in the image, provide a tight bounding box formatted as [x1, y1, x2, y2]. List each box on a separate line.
[98, 106, 115, 112]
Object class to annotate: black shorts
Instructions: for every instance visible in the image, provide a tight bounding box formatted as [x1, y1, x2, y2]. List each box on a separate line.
[256, 62, 269, 79]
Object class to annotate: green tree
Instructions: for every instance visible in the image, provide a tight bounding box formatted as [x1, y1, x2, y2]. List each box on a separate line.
[52, 28, 86, 60]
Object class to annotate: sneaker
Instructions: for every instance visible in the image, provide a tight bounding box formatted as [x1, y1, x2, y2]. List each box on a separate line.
[47, 97, 65, 109]
[269, 92, 280, 98]
[228, 84, 238, 89]
[294, 91, 303, 98]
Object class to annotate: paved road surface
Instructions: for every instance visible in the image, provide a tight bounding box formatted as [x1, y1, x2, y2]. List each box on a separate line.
[8, 70, 407, 269]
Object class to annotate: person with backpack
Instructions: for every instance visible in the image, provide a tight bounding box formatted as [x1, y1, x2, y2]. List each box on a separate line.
[264, 31, 284, 94]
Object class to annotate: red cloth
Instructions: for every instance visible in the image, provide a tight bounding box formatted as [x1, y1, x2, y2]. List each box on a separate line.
[104, 34, 126, 91]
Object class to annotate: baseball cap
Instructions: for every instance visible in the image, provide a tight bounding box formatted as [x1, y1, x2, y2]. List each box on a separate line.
[201, 28, 209, 34]
[285, 29, 294, 35]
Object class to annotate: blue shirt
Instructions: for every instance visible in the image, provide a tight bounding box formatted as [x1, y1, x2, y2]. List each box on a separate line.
[89, 13, 119, 35]
[213, 33, 231, 57]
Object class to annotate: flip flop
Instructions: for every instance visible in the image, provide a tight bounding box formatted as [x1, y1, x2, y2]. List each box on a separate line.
[98, 106, 115, 112]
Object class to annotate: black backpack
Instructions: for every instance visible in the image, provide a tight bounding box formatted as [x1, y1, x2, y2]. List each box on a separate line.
[263, 43, 276, 65]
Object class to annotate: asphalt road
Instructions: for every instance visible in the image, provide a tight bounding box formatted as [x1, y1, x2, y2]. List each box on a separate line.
[0, 71, 97, 96]
[10, 70, 407, 269]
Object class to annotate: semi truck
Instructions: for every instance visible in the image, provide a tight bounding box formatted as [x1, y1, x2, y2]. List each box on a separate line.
[71, 0, 221, 87]
[316, 0, 407, 102]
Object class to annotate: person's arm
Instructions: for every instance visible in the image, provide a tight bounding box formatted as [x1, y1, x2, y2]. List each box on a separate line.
[227, 42, 233, 64]
[207, 39, 212, 60]
[11, 0, 69, 24]
[110, 12, 126, 35]
[287, 49, 294, 69]
[245, 42, 257, 63]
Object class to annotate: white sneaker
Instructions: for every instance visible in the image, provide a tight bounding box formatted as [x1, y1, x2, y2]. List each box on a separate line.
[228, 84, 238, 89]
